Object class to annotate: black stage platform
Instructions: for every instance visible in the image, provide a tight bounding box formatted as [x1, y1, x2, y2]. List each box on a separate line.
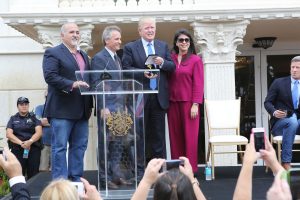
[1, 166, 274, 200]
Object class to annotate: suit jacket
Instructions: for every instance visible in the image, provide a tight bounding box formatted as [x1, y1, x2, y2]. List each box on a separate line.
[264, 76, 297, 128]
[168, 54, 204, 104]
[122, 39, 175, 110]
[42, 43, 93, 120]
[11, 183, 30, 200]
[91, 48, 123, 111]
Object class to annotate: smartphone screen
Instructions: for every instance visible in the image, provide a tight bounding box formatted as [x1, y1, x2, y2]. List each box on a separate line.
[71, 182, 84, 195]
[289, 168, 300, 199]
[252, 128, 265, 152]
[161, 159, 184, 172]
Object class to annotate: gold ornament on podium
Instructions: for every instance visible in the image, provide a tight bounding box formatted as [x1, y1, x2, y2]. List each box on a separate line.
[106, 111, 133, 136]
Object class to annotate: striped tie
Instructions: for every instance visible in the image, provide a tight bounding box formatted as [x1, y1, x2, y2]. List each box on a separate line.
[147, 43, 156, 90]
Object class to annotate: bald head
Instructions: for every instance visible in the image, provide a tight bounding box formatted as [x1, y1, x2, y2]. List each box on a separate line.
[60, 23, 80, 50]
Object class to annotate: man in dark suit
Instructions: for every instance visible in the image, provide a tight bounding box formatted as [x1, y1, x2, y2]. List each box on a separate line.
[122, 17, 175, 161]
[42, 23, 93, 181]
[264, 56, 300, 170]
[91, 25, 131, 189]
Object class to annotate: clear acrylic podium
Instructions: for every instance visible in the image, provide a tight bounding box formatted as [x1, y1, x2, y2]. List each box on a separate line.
[76, 69, 159, 199]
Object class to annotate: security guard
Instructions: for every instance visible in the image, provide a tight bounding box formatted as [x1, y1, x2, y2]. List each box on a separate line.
[6, 97, 42, 179]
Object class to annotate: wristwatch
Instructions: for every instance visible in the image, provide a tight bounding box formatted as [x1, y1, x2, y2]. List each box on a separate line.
[191, 178, 199, 186]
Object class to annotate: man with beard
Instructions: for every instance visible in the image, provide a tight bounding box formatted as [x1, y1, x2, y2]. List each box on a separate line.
[42, 23, 93, 181]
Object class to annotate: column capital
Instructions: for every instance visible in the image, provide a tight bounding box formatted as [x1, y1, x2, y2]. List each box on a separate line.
[34, 24, 94, 51]
[34, 25, 60, 49]
[191, 20, 249, 63]
[78, 24, 94, 52]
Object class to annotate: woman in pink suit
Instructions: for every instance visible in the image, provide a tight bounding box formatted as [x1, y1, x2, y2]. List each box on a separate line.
[168, 29, 204, 172]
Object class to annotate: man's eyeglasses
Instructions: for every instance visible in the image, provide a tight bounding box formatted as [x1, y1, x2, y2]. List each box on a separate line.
[177, 38, 190, 43]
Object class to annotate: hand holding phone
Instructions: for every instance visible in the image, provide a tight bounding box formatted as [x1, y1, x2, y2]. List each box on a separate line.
[268, 170, 292, 200]
[285, 168, 300, 199]
[71, 182, 84, 196]
[251, 127, 265, 152]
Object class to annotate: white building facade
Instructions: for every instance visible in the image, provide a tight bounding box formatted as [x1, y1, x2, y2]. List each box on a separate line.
[1, 0, 300, 169]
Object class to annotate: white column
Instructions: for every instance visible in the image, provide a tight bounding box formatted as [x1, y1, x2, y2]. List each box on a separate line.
[191, 20, 249, 166]
[78, 24, 94, 52]
[34, 26, 61, 49]
[34, 24, 94, 52]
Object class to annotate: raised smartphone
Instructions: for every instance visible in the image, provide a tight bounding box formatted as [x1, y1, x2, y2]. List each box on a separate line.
[71, 182, 84, 195]
[161, 159, 184, 172]
[289, 168, 300, 199]
[251, 127, 265, 152]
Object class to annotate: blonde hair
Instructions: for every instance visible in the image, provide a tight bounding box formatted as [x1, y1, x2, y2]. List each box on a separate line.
[138, 17, 156, 30]
[40, 179, 79, 200]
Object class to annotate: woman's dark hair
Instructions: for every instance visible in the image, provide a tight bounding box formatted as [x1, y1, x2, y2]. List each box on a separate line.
[172, 28, 196, 61]
[153, 168, 197, 200]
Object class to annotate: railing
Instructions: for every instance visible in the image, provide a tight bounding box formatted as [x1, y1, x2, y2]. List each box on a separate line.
[58, 0, 196, 7]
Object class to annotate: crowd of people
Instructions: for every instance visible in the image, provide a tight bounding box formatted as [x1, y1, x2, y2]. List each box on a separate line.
[0, 138, 297, 200]
[3, 15, 300, 199]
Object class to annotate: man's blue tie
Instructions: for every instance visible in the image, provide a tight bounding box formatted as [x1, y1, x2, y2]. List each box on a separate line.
[292, 80, 299, 109]
[147, 43, 156, 90]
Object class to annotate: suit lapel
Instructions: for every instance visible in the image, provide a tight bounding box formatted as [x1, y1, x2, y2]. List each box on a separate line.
[103, 49, 118, 70]
[154, 40, 163, 56]
[60, 44, 79, 70]
[286, 77, 293, 106]
[136, 40, 147, 66]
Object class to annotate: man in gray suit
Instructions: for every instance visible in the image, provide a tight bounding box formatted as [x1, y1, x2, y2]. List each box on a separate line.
[91, 25, 130, 189]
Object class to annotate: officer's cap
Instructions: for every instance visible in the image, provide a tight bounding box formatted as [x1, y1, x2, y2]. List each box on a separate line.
[17, 97, 30, 105]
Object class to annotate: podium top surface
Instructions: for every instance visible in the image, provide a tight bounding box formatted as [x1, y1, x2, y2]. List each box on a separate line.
[75, 69, 160, 95]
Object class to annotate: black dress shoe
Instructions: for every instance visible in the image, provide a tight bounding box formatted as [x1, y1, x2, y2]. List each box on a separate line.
[117, 178, 133, 185]
[107, 181, 119, 189]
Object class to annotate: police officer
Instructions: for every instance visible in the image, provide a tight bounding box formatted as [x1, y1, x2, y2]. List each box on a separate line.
[6, 97, 42, 179]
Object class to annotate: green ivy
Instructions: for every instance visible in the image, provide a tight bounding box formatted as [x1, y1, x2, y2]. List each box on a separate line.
[0, 169, 10, 196]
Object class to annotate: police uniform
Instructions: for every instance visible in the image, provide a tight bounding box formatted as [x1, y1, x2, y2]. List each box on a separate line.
[6, 112, 42, 179]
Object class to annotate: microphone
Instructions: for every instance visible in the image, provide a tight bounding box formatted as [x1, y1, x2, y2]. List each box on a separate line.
[100, 59, 112, 80]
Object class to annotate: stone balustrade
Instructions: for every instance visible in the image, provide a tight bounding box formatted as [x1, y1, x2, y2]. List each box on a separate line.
[58, 0, 194, 7]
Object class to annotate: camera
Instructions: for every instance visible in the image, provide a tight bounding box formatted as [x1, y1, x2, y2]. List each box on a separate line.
[251, 127, 265, 152]
[160, 159, 184, 172]
[71, 182, 84, 195]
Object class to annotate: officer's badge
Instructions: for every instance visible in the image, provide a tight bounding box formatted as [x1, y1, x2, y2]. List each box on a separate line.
[106, 111, 133, 136]
[26, 118, 32, 123]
